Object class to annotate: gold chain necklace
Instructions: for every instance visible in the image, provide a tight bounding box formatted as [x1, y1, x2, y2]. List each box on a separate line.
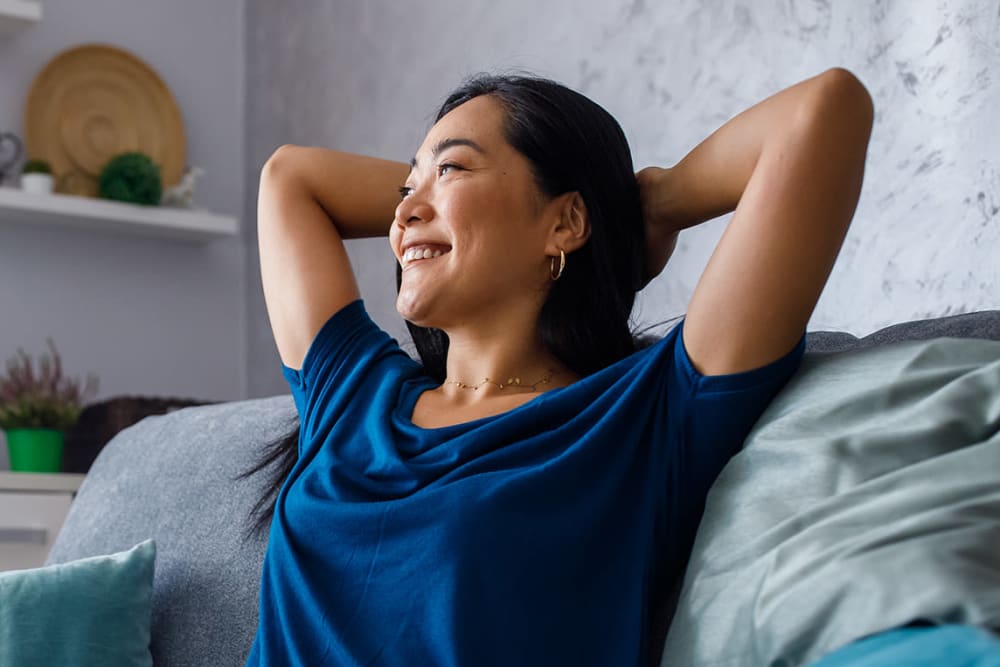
[442, 368, 558, 391]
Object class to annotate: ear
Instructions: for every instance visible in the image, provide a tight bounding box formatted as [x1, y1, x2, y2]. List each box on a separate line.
[546, 192, 590, 255]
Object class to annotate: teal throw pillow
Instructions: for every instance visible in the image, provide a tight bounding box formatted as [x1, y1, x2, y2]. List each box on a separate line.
[0, 538, 155, 667]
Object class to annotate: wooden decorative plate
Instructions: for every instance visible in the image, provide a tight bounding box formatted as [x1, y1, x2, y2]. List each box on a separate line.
[24, 43, 186, 197]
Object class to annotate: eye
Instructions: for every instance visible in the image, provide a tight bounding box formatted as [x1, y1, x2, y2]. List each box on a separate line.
[437, 162, 463, 177]
[398, 162, 462, 200]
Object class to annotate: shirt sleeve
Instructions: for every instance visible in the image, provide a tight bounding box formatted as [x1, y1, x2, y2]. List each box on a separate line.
[279, 299, 409, 457]
[652, 321, 807, 595]
[670, 319, 807, 484]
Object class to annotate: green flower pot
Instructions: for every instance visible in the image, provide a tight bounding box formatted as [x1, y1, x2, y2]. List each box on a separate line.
[4, 428, 64, 473]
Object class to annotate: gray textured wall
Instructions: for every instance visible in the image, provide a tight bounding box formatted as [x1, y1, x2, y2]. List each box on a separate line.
[245, 0, 999, 398]
[0, 0, 246, 467]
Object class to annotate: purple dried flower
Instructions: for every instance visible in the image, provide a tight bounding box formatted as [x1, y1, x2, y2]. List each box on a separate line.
[20, 348, 35, 388]
[0, 340, 100, 432]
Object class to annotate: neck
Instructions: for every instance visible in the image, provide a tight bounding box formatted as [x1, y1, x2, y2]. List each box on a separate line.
[439, 311, 576, 402]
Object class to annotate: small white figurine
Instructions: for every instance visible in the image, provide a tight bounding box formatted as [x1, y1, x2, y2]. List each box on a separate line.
[161, 165, 205, 208]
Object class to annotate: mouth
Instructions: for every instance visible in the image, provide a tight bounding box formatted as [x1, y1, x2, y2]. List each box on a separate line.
[401, 244, 452, 270]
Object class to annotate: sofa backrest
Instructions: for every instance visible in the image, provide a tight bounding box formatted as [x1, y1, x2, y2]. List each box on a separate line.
[46, 395, 298, 666]
[804, 309, 1000, 353]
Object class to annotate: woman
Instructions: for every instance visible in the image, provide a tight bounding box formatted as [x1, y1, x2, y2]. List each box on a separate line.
[243, 67, 873, 665]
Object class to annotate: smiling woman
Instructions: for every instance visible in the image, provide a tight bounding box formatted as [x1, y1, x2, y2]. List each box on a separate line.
[243, 68, 872, 666]
[390, 80, 646, 395]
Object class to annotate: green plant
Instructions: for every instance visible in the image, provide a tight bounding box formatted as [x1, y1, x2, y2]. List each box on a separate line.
[22, 159, 52, 175]
[98, 151, 162, 205]
[0, 339, 99, 432]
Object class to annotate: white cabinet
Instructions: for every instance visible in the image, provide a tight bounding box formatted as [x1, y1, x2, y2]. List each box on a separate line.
[0, 471, 85, 571]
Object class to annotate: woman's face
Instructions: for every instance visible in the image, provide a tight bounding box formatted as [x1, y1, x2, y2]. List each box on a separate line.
[390, 94, 562, 331]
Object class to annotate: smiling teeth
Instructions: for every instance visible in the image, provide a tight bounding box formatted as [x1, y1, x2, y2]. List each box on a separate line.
[403, 247, 446, 264]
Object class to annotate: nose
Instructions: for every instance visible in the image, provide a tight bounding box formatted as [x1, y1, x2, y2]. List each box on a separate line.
[393, 186, 435, 230]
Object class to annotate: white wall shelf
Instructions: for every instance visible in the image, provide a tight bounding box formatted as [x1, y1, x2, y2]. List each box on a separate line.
[0, 187, 239, 243]
[0, 0, 42, 33]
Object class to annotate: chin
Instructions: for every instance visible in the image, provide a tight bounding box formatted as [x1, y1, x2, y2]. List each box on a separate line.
[395, 291, 439, 329]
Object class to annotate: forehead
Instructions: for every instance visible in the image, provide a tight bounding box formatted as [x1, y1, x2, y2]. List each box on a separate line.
[416, 95, 507, 157]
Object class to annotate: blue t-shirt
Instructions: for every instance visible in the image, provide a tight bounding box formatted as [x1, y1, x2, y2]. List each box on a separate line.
[246, 299, 805, 666]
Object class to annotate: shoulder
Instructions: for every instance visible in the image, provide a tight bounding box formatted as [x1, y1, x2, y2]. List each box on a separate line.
[282, 299, 417, 389]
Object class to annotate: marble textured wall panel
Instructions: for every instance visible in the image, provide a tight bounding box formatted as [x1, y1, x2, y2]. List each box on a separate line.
[247, 0, 999, 396]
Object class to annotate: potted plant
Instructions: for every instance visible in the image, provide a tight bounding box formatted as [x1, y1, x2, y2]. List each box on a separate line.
[0, 339, 99, 473]
[20, 158, 54, 195]
[98, 151, 162, 205]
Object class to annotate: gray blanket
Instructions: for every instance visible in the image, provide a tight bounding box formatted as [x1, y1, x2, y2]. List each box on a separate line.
[659, 336, 1000, 667]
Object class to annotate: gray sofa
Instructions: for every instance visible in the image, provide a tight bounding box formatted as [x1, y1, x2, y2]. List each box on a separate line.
[45, 310, 1000, 666]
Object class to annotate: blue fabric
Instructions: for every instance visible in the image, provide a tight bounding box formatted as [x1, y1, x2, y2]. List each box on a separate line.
[246, 299, 805, 667]
[810, 624, 1000, 666]
[0, 538, 155, 667]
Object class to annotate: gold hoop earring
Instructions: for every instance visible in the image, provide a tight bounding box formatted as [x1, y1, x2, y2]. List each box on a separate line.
[549, 249, 566, 281]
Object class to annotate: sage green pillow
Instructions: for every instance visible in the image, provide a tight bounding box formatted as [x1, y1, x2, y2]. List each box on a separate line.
[0, 538, 155, 667]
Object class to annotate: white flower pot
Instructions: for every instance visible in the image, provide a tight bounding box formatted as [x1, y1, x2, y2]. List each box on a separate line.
[21, 173, 54, 194]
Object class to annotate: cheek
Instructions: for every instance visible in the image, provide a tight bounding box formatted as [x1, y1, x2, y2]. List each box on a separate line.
[451, 181, 535, 232]
[442, 180, 547, 269]
[388, 226, 402, 259]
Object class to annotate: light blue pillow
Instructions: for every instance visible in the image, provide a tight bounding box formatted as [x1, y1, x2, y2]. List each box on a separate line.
[659, 338, 1000, 666]
[0, 538, 155, 667]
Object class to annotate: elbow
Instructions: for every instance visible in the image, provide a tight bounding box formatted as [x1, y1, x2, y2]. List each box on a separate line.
[823, 67, 875, 118]
[261, 144, 302, 180]
[803, 67, 875, 141]
[821, 67, 874, 122]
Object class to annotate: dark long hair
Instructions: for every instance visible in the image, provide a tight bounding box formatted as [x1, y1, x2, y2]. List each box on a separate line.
[237, 73, 667, 543]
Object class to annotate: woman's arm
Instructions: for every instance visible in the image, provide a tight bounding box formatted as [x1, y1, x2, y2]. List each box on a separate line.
[258, 146, 409, 369]
[639, 67, 874, 375]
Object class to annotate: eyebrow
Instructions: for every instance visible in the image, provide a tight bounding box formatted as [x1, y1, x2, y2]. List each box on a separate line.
[410, 137, 486, 169]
